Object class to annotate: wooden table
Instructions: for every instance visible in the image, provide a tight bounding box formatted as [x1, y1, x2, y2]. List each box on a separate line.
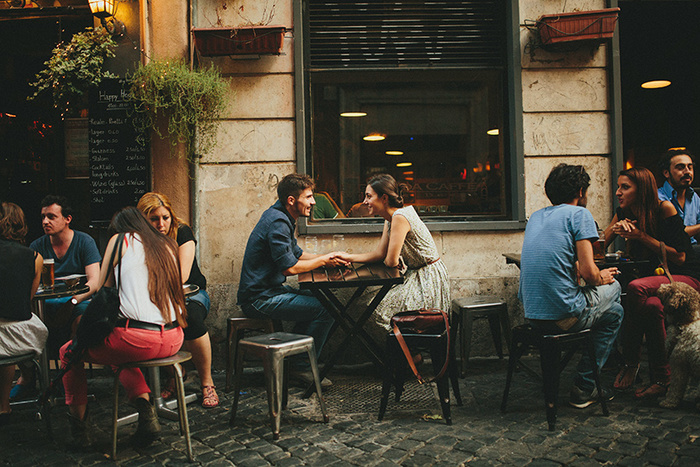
[504, 252, 651, 288]
[298, 263, 403, 398]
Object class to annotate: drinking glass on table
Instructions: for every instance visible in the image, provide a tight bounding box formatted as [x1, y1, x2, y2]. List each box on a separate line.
[41, 258, 55, 287]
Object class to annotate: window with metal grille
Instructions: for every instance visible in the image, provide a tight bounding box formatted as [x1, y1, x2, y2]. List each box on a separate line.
[300, 0, 517, 228]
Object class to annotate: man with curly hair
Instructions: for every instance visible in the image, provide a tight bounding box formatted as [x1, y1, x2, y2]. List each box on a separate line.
[519, 164, 624, 408]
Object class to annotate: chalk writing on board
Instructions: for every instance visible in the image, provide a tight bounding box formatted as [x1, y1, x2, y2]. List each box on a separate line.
[89, 79, 150, 223]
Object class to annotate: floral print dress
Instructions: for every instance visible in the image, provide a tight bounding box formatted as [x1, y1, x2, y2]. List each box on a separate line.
[373, 206, 451, 331]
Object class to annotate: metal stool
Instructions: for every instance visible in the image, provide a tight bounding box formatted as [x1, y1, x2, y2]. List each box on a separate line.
[229, 332, 329, 439]
[225, 317, 277, 392]
[4, 352, 44, 409]
[379, 328, 462, 425]
[501, 324, 609, 431]
[452, 296, 511, 376]
[112, 351, 193, 461]
[4, 353, 47, 431]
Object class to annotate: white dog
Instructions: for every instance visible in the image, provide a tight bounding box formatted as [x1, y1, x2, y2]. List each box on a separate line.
[656, 282, 700, 410]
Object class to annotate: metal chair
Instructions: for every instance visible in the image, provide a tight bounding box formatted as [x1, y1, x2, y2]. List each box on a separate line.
[229, 332, 329, 439]
[452, 296, 511, 377]
[4, 352, 45, 428]
[112, 351, 193, 461]
[501, 324, 609, 431]
[224, 317, 277, 392]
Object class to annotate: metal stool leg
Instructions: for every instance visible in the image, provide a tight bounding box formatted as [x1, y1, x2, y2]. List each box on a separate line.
[264, 352, 284, 440]
[173, 362, 194, 461]
[501, 333, 526, 412]
[541, 342, 561, 431]
[112, 368, 122, 460]
[461, 312, 475, 377]
[229, 347, 246, 426]
[306, 345, 329, 423]
[487, 313, 504, 359]
[499, 305, 512, 353]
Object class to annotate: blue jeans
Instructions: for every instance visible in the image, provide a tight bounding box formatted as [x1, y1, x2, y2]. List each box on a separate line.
[530, 281, 623, 391]
[242, 286, 334, 360]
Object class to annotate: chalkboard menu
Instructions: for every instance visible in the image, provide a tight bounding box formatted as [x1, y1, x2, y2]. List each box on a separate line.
[89, 78, 150, 223]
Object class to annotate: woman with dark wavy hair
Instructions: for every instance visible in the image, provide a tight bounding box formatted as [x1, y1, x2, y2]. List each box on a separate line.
[0, 202, 47, 426]
[59, 206, 187, 447]
[344, 174, 450, 331]
[605, 167, 700, 399]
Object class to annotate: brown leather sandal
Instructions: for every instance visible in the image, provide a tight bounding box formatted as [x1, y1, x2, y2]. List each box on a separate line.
[160, 377, 177, 400]
[201, 385, 219, 408]
[634, 382, 668, 399]
[614, 363, 640, 391]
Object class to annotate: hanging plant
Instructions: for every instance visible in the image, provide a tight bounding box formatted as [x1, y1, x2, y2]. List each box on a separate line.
[128, 59, 228, 160]
[28, 27, 117, 118]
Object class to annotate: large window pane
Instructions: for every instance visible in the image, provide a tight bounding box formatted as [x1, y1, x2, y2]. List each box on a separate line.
[310, 70, 508, 221]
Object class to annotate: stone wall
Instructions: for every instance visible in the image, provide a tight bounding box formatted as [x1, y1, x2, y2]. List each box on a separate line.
[189, 0, 616, 366]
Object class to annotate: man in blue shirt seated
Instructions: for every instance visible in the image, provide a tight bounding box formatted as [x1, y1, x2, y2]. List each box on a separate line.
[238, 174, 350, 387]
[519, 164, 624, 408]
[11, 195, 101, 400]
[657, 148, 700, 250]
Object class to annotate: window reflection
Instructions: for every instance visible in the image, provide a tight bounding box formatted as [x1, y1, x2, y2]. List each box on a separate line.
[310, 70, 508, 222]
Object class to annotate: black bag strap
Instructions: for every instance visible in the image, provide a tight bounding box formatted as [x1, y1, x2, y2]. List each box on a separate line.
[103, 233, 125, 291]
[392, 309, 450, 384]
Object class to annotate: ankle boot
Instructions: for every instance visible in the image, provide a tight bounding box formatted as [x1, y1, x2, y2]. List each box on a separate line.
[131, 397, 161, 447]
[67, 408, 91, 450]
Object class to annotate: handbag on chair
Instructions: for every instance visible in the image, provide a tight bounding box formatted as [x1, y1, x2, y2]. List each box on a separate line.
[390, 308, 451, 384]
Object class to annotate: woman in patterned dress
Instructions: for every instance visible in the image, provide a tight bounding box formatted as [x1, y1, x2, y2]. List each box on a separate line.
[344, 174, 450, 331]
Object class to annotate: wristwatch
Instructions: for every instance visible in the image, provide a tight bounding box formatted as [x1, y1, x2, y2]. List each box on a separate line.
[70, 297, 78, 306]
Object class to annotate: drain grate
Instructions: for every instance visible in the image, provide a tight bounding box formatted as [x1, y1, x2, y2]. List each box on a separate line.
[322, 374, 440, 415]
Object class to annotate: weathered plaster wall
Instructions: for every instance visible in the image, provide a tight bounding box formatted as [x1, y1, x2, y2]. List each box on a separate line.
[192, 0, 616, 365]
[146, 1, 192, 223]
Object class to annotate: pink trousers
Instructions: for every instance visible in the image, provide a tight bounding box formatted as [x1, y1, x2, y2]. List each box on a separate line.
[60, 325, 184, 406]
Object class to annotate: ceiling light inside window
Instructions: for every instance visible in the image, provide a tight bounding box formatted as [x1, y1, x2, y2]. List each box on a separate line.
[641, 80, 671, 89]
[363, 134, 385, 141]
[396, 162, 412, 167]
[487, 128, 499, 136]
[340, 112, 367, 117]
[385, 150, 404, 156]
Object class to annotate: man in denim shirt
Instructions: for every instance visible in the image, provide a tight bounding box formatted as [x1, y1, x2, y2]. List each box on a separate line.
[238, 174, 350, 386]
[657, 148, 700, 247]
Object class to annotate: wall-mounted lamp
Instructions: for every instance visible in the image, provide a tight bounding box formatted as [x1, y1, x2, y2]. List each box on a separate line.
[89, 0, 125, 37]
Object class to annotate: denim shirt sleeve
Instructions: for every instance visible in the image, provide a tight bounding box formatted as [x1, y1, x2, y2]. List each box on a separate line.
[268, 218, 302, 272]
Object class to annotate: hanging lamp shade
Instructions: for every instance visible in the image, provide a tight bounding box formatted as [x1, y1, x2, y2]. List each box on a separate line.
[88, 0, 117, 18]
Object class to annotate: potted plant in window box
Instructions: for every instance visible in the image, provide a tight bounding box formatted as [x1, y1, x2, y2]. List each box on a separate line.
[192, 25, 286, 56]
[537, 8, 620, 45]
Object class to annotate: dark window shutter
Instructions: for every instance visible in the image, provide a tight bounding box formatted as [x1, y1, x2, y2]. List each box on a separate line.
[308, 0, 506, 70]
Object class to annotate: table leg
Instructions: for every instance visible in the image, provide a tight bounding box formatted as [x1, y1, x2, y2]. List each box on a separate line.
[33, 300, 51, 391]
[302, 284, 394, 398]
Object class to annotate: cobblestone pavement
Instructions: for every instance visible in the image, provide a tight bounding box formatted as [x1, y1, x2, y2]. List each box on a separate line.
[2, 356, 700, 466]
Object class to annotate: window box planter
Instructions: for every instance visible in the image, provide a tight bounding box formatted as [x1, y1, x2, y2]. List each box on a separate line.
[537, 8, 620, 45]
[192, 26, 286, 56]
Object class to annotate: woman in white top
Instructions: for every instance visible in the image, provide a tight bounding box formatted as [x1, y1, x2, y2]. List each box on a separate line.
[343, 174, 450, 331]
[59, 207, 187, 448]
